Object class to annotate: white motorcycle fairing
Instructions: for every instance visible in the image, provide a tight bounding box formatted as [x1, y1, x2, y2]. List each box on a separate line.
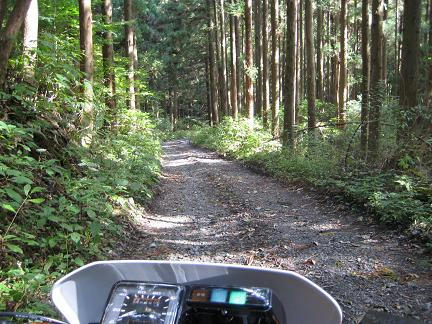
[51, 260, 343, 324]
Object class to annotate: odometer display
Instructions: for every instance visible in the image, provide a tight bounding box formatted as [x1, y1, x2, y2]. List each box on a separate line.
[101, 282, 182, 324]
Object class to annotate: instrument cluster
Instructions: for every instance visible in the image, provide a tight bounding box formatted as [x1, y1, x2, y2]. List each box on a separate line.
[101, 281, 272, 324]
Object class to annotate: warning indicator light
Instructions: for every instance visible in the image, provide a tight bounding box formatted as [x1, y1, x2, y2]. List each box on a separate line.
[190, 288, 210, 302]
[210, 289, 228, 303]
[229, 290, 247, 305]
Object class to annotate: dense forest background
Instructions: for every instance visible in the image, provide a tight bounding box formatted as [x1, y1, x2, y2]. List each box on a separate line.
[0, 0, 431, 315]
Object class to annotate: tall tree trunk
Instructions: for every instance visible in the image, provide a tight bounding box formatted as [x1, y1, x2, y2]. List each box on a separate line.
[305, 0, 316, 131]
[205, 57, 213, 125]
[338, 0, 347, 128]
[254, 0, 262, 116]
[398, 10, 403, 85]
[393, 0, 399, 95]
[23, 0, 38, 83]
[299, 0, 304, 105]
[230, 0, 238, 120]
[207, 0, 219, 125]
[168, 92, 173, 130]
[173, 91, 178, 131]
[234, 12, 242, 114]
[262, 0, 270, 128]
[283, 0, 297, 146]
[369, 0, 384, 159]
[381, 0, 388, 86]
[281, 24, 287, 104]
[102, 0, 116, 119]
[124, 0, 135, 110]
[133, 32, 139, 109]
[330, 14, 339, 107]
[271, 0, 280, 137]
[214, 2, 225, 116]
[352, 0, 360, 100]
[425, 0, 432, 108]
[217, 0, 229, 116]
[296, 1, 302, 124]
[242, 19, 247, 111]
[354, 0, 359, 54]
[78, 0, 94, 146]
[400, 0, 421, 131]
[244, 0, 254, 128]
[360, 0, 370, 155]
[316, 6, 324, 101]
[169, 90, 178, 131]
[325, 10, 331, 101]
[279, 26, 284, 107]
[0, 0, 32, 89]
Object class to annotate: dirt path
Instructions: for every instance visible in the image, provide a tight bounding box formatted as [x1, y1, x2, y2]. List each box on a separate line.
[119, 140, 432, 323]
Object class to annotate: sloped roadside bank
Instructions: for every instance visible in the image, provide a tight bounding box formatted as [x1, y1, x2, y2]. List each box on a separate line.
[0, 112, 162, 314]
[118, 140, 432, 323]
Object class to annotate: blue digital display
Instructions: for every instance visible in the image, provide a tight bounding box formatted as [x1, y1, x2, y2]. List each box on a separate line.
[229, 290, 247, 305]
[210, 288, 228, 303]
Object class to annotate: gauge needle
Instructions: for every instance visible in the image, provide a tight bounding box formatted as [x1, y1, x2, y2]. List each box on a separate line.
[119, 310, 136, 318]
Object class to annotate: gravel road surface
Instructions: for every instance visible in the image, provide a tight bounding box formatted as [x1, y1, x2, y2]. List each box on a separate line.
[119, 140, 432, 323]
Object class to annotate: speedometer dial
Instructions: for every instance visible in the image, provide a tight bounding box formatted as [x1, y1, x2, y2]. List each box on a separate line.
[101, 282, 182, 324]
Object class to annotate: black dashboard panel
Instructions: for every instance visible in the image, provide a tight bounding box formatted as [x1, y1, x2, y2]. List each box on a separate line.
[101, 282, 274, 324]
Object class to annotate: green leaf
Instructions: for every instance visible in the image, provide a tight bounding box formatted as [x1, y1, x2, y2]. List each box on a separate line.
[2, 204, 16, 213]
[6, 244, 23, 254]
[73, 257, 84, 266]
[12, 176, 33, 185]
[3, 234, 18, 241]
[47, 214, 61, 223]
[90, 221, 101, 238]
[29, 198, 45, 204]
[22, 232, 36, 239]
[66, 204, 80, 215]
[0, 121, 8, 130]
[70, 232, 81, 244]
[43, 259, 53, 272]
[116, 179, 129, 186]
[8, 268, 25, 276]
[4, 188, 23, 203]
[48, 238, 57, 248]
[87, 209, 96, 219]
[24, 184, 31, 196]
[60, 223, 73, 232]
[22, 239, 39, 247]
[74, 224, 84, 231]
[30, 186, 44, 194]
[46, 169, 55, 176]
[6, 169, 24, 177]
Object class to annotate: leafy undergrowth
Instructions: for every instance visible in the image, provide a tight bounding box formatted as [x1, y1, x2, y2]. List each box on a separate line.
[0, 111, 161, 315]
[187, 118, 432, 244]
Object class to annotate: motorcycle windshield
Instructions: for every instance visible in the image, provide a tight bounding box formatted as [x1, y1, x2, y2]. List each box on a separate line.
[51, 260, 342, 324]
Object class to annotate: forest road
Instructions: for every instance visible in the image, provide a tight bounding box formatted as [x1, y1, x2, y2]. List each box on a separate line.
[118, 140, 432, 323]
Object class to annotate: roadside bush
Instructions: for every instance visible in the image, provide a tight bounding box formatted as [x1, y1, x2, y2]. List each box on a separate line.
[0, 111, 161, 314]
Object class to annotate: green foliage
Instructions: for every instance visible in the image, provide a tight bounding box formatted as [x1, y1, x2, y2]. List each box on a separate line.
[226, 1, 245, 17]
[0, 0, 164, 311]
[0, 113, 161, 313]
[191, 117, 279, 159]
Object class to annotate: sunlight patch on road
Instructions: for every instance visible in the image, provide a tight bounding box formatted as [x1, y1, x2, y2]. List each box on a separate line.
[156, 238, 220, 247]
[307, 222, 343, 232]
[141, 214, 192, 229]
[164, 157, 227, 168]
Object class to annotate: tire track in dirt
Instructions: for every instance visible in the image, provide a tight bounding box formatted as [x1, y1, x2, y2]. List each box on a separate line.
[119, 140, 432, 323]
